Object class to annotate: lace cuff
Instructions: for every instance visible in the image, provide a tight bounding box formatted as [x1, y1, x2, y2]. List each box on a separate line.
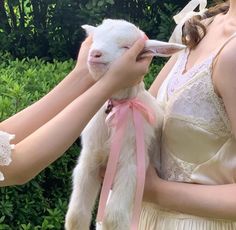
[0, 131, 15, 181]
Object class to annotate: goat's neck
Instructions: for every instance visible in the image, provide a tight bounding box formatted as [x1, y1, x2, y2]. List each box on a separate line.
[110, 82, 145, 100]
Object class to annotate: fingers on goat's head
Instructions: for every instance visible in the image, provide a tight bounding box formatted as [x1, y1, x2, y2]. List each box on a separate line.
[82, 19, 186, 80]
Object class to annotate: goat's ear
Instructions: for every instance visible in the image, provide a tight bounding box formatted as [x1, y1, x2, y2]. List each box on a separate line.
[81, 24, 96, 36]
[141, 40, 186, 58]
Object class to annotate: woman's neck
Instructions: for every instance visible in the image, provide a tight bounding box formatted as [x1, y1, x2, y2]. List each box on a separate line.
[227, 0, 236, 19]
[217, 1, 236, 35]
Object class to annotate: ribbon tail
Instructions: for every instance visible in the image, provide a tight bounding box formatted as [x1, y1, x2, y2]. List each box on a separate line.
[130, 109, 146, 230]
[97, 107, 129, 223]
[199, 0, 207, 11]
[174, 0, 203, 23]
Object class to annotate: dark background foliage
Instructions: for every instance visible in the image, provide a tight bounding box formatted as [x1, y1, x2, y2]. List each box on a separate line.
[0, 0, 194, 61]
[0, 0, 215, 229]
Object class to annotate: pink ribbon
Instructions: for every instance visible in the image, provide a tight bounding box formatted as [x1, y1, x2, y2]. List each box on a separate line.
[96, 98, 155, 229]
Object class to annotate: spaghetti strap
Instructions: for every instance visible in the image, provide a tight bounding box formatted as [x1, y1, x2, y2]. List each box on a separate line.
[214, 32, 236, 59]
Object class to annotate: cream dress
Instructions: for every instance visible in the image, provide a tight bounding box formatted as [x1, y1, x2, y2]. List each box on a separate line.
[139, 33, 236, 230]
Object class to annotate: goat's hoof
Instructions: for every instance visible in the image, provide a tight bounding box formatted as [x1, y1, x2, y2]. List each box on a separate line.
[102, 217, 130, 230]
[65, 212, 89, 230]
[96, 222, 102, 230]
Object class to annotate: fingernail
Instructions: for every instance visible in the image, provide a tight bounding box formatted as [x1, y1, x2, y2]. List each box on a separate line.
[143, 34, 149, 40]
[139, 38, 145, 43]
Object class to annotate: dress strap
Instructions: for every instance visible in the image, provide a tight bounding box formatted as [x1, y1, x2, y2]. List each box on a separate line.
[214, 32, 236, 59]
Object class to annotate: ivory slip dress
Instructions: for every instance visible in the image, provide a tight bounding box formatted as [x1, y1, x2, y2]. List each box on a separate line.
[138, 33, 236, 230]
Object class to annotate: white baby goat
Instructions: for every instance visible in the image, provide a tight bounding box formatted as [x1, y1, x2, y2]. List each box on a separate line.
[65, 19, 185, 230]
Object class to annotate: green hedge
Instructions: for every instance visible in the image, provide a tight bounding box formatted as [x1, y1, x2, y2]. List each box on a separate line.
[0, 53, 163, 229]
[0, 53, 80, 229]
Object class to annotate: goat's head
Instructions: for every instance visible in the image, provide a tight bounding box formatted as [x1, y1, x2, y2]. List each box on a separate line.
[82, 19, 185, 80]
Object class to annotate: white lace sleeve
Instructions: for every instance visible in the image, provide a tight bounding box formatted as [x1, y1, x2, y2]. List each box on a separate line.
[0, 131, 15, 181]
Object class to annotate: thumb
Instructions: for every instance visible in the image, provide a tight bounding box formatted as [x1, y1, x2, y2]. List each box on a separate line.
[126, 38, 146, 59]
[81, 35, 93, 47]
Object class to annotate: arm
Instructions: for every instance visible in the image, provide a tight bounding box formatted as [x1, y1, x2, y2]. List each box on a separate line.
[0, 38, 152, 186]
[143, 40, 236, 220]
[144, 167, 236, 220]
[148, 54, 178, 97]
[213, 39, 236, 139]
[0, 37, 95, 144]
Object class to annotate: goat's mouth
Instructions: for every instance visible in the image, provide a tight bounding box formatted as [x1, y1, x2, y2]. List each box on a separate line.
[88, 60, 108, 66]
[88, 61, 110, 80]
[88, 60, 110, 76]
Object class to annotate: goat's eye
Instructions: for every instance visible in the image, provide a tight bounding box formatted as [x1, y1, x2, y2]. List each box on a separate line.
[122, 46, 130, 49]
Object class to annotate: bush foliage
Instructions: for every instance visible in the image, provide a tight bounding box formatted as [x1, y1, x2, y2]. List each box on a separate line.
[0, 53, 80, 229]
[0, 0, 199, 61]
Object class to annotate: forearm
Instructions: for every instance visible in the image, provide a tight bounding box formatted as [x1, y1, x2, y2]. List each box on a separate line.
[0, 77, 111, 186]
[0, 69, 94, 143]
[156, 180, 236, 220]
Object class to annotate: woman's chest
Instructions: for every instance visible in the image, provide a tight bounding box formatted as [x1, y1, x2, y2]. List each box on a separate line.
[164, 70, 231, 137]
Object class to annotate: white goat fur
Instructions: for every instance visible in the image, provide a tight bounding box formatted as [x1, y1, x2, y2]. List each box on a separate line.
[65, 19, 185, 230]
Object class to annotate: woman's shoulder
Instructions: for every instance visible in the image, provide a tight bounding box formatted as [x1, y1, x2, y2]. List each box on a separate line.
[212, 36, 236, 138]
[214, 36, 236, 81]
[219, 30, 236, 56]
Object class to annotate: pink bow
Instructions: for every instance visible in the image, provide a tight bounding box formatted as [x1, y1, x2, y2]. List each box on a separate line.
[96, 98, 156, 230]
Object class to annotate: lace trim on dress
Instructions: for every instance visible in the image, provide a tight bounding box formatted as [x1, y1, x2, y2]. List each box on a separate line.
[167, 71, 231, 137]
[161, 150, 197, 182]
[0, 131, 15, 181]
[167, 49, 215, 98]
[208, 65, 232, 131]
[166, 47, 231, 137]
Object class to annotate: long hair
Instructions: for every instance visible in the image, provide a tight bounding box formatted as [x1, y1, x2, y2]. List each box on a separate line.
[182, 1, 229, 48]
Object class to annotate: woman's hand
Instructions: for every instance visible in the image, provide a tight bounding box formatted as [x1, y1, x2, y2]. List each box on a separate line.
[103, 38, 153, 92]
[73, 36, 95, 82]
[143, 164, 163, 204]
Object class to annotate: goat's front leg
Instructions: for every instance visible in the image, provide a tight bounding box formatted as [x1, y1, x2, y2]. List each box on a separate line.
[65, 149, 102, 230]
[100, 147, 150, 230]
[101, 154, 137, 230]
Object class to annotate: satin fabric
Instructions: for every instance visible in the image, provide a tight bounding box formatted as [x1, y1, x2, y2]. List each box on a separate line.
[139, 202, 236, 230]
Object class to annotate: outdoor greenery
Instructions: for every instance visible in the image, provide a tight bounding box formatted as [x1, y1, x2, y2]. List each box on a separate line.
[0, 0, 216, 229]
[0, 52, 77, 229]
[0, 0, 194, 61]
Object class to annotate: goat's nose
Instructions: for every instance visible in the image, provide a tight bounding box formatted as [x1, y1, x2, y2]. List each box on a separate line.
[90, 50, 102, 58]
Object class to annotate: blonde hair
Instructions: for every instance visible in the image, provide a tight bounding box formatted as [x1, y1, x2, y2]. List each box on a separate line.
[182, 1, 229, 48]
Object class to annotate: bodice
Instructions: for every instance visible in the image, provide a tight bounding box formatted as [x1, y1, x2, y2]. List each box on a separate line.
[157, 49, 236, 185]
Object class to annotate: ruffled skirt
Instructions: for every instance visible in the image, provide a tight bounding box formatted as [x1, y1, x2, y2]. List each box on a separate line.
[139, 202, 236, 230]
